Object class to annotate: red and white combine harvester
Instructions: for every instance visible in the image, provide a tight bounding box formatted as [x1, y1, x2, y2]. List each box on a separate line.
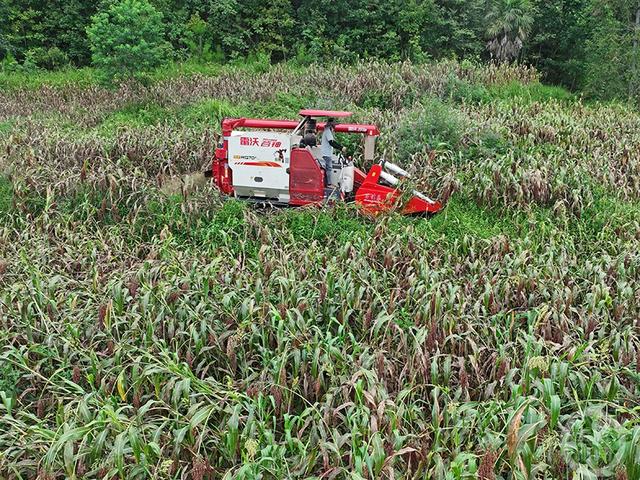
[207, 109, 442, 215]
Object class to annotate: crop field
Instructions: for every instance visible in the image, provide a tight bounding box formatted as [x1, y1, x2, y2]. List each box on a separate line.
[0, 61, 639, 479]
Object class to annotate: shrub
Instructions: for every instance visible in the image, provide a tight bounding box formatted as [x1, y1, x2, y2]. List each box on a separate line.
[27, 47, 70, 70]
[446, 77, 492, 104]
[182, 13, 217, 63]
[86, 0, 172, 85]
[0, 52, 20, 73]
[394, 97, 466, 161]
[1, 50, 40, 74]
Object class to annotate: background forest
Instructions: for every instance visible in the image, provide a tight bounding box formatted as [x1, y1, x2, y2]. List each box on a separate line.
[1, 0, 640, 101]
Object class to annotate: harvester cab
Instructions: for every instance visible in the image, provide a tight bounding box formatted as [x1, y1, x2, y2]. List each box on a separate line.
[208, 109, 442, 215]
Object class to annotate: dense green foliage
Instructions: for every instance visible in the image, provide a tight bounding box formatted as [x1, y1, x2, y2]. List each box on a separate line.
[1, 0, 640, 100]
[86, 0, 172, 85]
[1, 60, 639, 479]
[485, 0, 534, 62]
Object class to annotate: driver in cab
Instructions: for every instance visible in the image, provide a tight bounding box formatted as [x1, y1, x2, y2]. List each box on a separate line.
[320, 118, 345, 186]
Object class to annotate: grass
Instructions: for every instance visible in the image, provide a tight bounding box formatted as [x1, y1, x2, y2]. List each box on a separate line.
[0, 66, 96, 91]
[0, 120, 14, 136]
[0, 59, 288, 92]
[448, 78, 577, 105]
[0, 176, 13, 216]
[574, 189, 640, 242]
[0, 60, 225, 92]
[94, 94, 313, 136]
[485, 81, 577, 103]
[282, 204, 371, 244]
[411, 196, 519, 241]
[98, 102, 172, 130]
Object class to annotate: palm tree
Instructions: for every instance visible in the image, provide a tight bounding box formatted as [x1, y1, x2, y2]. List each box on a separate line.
[485, 0, 534, 63]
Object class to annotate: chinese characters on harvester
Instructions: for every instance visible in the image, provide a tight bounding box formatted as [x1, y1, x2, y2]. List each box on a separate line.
[240, 136, 282, 148]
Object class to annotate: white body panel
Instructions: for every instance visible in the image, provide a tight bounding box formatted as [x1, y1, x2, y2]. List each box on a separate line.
[341, 164, 354, 193]
[228, 131, 297, 201]
[227, 132, 355, 200]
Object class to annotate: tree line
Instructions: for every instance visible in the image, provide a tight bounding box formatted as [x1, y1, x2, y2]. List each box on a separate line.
[1, 0, 639, 100]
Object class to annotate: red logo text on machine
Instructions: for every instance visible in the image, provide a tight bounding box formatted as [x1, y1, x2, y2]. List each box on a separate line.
[240, 137, 282, 148]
